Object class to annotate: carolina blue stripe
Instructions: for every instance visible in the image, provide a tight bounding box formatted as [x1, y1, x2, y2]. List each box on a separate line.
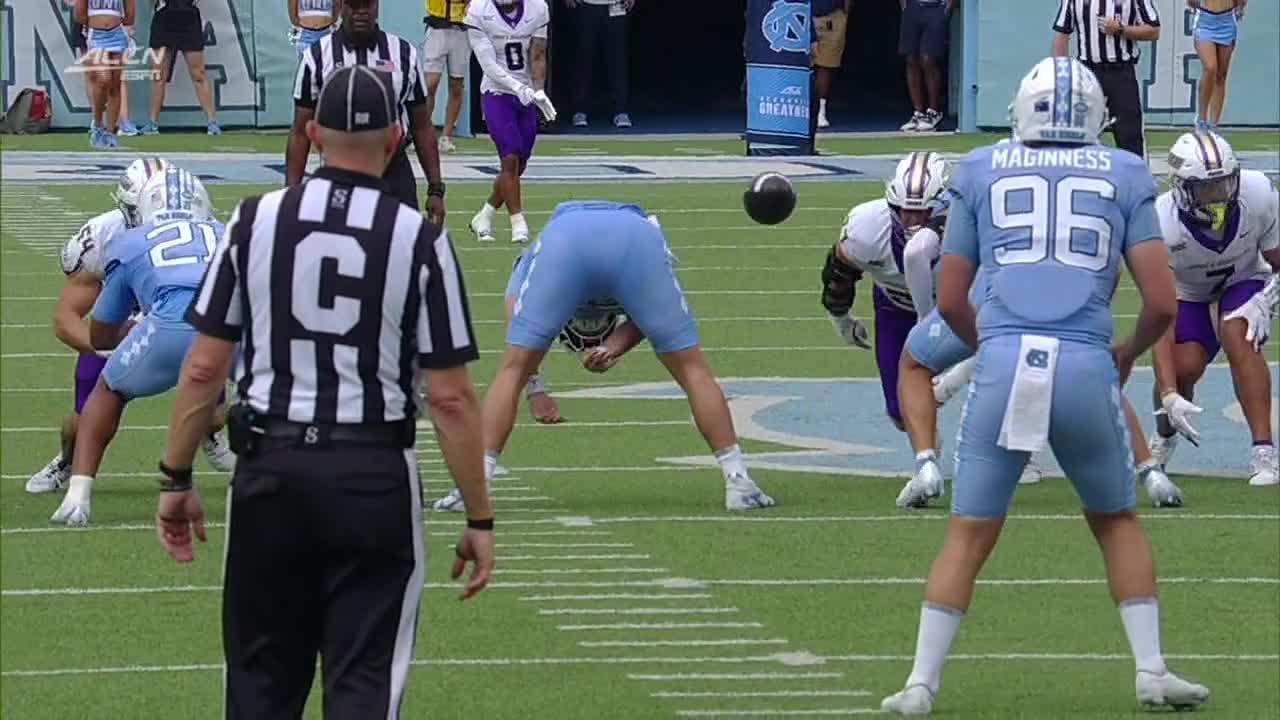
[1052, 57, 1074, 128]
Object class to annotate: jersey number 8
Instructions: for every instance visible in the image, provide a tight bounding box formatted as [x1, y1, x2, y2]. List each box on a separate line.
[990, 175, 1117, 272]
[504, 42, 525, 71]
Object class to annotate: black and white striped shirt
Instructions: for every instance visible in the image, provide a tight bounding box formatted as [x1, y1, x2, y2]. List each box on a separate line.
[1053, 0, 1160, 65]
[187, 167, 478, 425]
[294, 28, 428, 134]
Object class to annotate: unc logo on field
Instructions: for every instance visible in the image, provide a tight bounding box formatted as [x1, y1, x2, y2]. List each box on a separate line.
[761, 1, 811, 54]
[557, 369, 1273, 479]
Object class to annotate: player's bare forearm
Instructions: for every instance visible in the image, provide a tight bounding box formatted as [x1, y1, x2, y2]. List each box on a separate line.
[410, 104, 443, 187]
[164, 335, 236, 475]
[54, 276, 99, 353]
[88, 319, 126, 352]
[606, 321, 646, 358]
[531, 38, 548, 91]
[424, 366, 493, 521]
[1123, 241, 1178, 358]
[285, 109, 314, 187]
[1051, 32, 1071, 57]
[1150, 325, 1180, 396]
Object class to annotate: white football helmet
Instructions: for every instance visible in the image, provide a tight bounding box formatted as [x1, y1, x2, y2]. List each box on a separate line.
[137, 166, 213, 225]
[1010, 57, 1108, 146]
[112, 157, 170, 227]
[1168, 131, 1240, 228]
[885, 151, 949, 212]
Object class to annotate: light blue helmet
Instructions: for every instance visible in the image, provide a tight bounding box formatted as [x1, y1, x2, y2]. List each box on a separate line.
[137, 166, 213, 225]
[1010, 57, 1108, 146]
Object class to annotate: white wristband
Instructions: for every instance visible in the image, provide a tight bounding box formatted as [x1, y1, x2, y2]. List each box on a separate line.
[525, 373, 546, 398]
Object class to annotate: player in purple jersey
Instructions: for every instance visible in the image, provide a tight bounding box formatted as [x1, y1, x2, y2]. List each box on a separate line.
[465, 0, 556, 244]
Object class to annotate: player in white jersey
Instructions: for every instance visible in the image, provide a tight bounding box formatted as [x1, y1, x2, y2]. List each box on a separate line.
[25, 158, 235, 495]
[465, 0, 556, 244]
[1148, 131, 1280, 486]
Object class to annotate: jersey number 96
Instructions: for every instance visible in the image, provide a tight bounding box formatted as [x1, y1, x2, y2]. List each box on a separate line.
[990, 175, 1117, 272]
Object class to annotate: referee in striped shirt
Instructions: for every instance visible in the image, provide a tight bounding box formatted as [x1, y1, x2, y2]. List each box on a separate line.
[156, 65, 494, 718]
[1052, 0, 1160, 158]
[288, 0, 448, 223]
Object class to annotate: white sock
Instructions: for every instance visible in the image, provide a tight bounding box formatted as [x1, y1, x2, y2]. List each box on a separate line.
[483, 450, 500, 484]
[819, 99, 828, 114]
[510, 212, 528, 234]
[477, 203, 497, 222]
[1119, 597, 1167, 674]
[905, 602, 964, 693]
[67, 474, 94, 503]
[714, 444, 748, 482]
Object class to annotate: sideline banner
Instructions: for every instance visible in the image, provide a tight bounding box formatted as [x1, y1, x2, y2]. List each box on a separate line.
[745, 0, 815, 156]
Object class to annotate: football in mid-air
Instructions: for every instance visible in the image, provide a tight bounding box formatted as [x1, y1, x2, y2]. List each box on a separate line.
[743, 172, 797, 225]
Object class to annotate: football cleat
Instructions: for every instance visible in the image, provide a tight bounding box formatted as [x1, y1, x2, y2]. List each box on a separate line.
[1248, 445, 1279, 487]
[900, 112, 925, 133]
[896, 459, 944, 509]
[469, 212, 495, 242]
[51, 493, 91, 528]
[1142, 467, 1184, 508]
[881, 684, 934, 716]
[1148, 433, 1179, 470]
[26, 454, 70, 494]
[1018, 456, 1043, 485]
[1136, 669, 1210, 711]
[438, 135, 457, 154]
[725, 473, 775, 511]
[431, 487, 466, 512]
[202, 432, 236, 472]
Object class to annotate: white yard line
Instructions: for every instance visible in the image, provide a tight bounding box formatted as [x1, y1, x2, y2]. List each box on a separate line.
[427, 530, 613, 538]
[675, 710, 879, 717]
[1, 347, 853, 360]
[538, 607, 741, 616]
[525, 593, 713, 602]
[655, 691, 871, 699]
[498, 554, 651, 561]
[558, 622, 761, 631]
[492, 568, 670, 576]
[630, 673, 844, 681]
[579, 639, 790, 648]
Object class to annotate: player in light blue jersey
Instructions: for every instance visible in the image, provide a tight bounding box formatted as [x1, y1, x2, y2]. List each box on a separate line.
[882, 58, 1209, 716]
[430, 201, 776, 512]
[52, 167, 230, 527]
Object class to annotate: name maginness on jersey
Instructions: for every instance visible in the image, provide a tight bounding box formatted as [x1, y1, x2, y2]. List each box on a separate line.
[991, 146, 1113, 172]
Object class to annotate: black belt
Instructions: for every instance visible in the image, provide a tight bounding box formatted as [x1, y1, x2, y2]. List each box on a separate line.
[259, 418, 415, 449]
[1084, 60, 1137, 70]
[424, 16, 465, 30]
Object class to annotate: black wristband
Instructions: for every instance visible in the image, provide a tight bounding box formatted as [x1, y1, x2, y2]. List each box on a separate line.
[466, 517, 495, 531]
[158, 461, 194, 492]
[427, 182, 446, 199]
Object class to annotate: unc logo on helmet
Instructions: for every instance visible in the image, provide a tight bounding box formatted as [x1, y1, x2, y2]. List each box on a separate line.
[761, 1, 811, 54]
[557, 312, 623, 354]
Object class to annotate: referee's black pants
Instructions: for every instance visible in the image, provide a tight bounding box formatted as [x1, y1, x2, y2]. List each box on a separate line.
[383, 149, 419, 209]
[1087, 61, 1145, 159]
[222, 443, 424, 719]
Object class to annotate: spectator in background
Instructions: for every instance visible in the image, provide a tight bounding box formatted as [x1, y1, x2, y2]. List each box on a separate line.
[423, 0, 471, 153]
[813, 0, 851, 129]
[898, 0, 956, 133]
[142, 0, 220, 135]
[567, 0, 634, 130]
[1189, 0, 1246, 131]
[290, 0, 341, 58]
[75, 0, 134, 149]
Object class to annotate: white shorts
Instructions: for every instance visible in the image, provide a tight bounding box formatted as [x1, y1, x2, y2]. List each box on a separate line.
[422, 26, 470, 78]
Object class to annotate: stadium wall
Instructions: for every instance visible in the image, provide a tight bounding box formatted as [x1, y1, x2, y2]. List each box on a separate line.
[0, 0, 461, 131]
[970, 0, 1279, 129]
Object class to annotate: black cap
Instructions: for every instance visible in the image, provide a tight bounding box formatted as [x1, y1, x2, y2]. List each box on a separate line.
[315, 65, 397, 132]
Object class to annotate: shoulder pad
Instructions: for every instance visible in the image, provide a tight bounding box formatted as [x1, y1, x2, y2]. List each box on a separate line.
[60, 223, 96, 276]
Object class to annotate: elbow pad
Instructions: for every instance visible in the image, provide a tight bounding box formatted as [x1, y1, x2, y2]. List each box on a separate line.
[821, 247, 860, 316]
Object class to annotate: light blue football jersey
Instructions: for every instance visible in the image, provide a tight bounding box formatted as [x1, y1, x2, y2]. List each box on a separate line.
[94, 218, 225, 325]
[943, 141, 1161, 346]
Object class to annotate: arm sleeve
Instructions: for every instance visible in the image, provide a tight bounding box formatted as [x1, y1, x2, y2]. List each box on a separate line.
[467, 27, 527, 95]
[1052, 0, 1074, 33]
[1259, 186, 1279, 252]
[903, 227, 942, 319]
[1135, 0, 1160, 25]
[942, 192, 981, 264]
[91, 262, 134, 324]
[186, 203, 246, 340]
[292, 48, 319, 108]
[416, 230, 481, 369]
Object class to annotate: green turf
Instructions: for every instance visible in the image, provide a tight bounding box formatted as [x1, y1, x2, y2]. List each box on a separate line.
[2, 174, 1278, 719]
[2, 128, 1278, 156]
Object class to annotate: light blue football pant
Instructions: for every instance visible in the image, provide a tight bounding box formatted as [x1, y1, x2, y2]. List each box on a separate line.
[102, 315, 196, 400]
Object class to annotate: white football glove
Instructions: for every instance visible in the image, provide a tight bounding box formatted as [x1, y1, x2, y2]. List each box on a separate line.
[516, 85, 537, 106]
[831, 314, 872, 350]
[532, 90, 557, 122]
[1222, 292, 1272, 352]
[1156, 391, 1203, 446]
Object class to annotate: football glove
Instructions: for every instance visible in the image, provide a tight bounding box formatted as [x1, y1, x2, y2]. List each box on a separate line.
[532, 90, 557, 122]
[1156, 391, 1203, 446]
[831, 314, 872, 350]
[516, 85, 537, 106]
[1222, 290, 1272, 352]
[821, 246, 860, 316]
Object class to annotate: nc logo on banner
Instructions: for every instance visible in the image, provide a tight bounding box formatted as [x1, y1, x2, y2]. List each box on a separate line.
[761, 1, 811, 54]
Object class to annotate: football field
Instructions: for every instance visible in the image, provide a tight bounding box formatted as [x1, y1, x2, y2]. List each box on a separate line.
[1, 131, 1278, 718]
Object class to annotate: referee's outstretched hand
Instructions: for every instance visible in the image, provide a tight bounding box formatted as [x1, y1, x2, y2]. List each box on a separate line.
[156, 489, 208, 563]
[452, 527, 495, 600]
